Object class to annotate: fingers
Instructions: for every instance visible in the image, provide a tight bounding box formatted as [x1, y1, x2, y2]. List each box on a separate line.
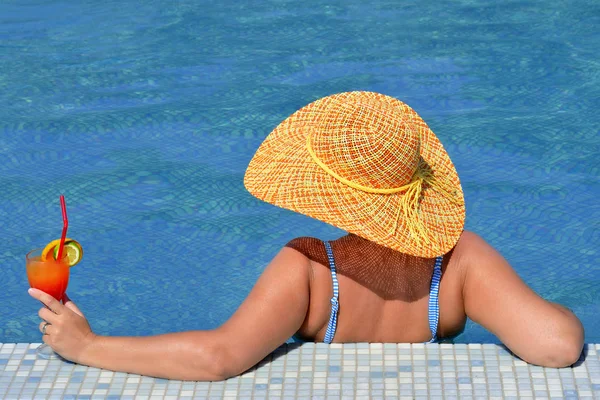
[64, 302, 84, 317]
[39, 321, 52, 335]
[28, 288, 63, 315]
[62, 294, 84, 317]
[38, 307, 57, 324]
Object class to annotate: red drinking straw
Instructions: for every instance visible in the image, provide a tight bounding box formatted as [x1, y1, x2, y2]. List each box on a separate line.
[56, 195, 69, 260]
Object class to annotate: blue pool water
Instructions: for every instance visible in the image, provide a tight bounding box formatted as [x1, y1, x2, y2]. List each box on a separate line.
[1, 0, 598, 344]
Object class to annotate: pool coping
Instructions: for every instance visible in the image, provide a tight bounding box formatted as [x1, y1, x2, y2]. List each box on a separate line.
[1, 342, 598, 399]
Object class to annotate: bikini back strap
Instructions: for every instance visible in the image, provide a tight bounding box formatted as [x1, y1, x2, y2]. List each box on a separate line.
[428, 256, 443, 342]
[323, 241, 339, 344]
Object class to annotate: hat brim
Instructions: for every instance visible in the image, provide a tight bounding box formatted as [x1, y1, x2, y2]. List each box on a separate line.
[244, 92, 465, 258]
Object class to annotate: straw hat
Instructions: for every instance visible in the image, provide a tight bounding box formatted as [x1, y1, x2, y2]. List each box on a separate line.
[244, 91, 465, 258]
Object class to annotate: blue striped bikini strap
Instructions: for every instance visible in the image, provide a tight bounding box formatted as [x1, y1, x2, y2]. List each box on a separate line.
[323, 241, 339, 344]
[428, 256, 444, 343]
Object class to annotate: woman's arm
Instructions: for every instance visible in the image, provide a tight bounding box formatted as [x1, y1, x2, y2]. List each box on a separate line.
[77, 331, 228, 381]
[30, 247, 312, 380]
[459, 231, 584, 367]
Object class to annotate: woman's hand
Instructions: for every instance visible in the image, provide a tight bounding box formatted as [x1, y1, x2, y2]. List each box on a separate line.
[28, 288, 97, 362]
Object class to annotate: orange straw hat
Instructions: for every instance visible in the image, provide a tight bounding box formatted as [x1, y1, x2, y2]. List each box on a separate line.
[244, 91, 465, 258]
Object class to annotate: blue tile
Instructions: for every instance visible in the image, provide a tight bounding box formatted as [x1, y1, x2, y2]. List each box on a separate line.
[458, 377, 471, 384]
[106, 396, 122, 400]
[398, 366, 412, 372]
[21, 360, 34, 365]
[255, 384, 267, 390]
[269, 377, 283, 384]
[427, 360, 440, 366]
[0, 360, 7, 365]
[370, 371, 383, 379]
[592, 384, 600, 391]
[328, 365, 340, 372]
[384, 371, 398, 378]
[63, 396, 76, 400]
[154, 378, 168, 385]
[471, 360, 484, 366]
[69, 377, 83, 383]
[71, 371, 85, 377]
[27, 377, 41, 383]
[96, 383, 110, 390]
[76, 396, 91, 400]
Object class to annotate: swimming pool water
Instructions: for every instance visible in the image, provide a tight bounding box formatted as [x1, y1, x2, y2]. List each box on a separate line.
[1, 0, 598, 344]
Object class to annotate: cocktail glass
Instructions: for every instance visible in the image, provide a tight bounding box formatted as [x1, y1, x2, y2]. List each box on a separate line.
[26, 248, 70, 359]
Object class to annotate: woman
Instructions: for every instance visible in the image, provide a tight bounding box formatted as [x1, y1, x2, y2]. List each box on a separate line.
[29, 91, 584, 381]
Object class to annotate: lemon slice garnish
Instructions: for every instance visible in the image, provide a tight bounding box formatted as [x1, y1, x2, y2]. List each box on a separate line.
[41, 238, 83, 267]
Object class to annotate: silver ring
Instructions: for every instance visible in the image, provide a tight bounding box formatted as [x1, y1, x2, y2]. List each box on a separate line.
[42, 322, 50, 335]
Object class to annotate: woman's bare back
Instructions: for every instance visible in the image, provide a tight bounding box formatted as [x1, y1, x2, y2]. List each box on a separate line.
[289, 233, 468, 343]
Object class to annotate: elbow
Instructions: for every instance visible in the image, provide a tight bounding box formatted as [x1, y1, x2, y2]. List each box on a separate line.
[538, 336, 583, 368]
[211, 344, 241, 381]
[200, 342, 237, 381]
[535, 322, 584, 368]
[183, 336, 236, 381]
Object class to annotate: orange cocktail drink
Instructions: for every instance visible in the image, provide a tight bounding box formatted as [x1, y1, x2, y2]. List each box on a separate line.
[26, 248, 70, 301]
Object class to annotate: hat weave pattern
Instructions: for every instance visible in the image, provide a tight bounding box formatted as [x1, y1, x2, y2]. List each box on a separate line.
[244, 91, 465, 257]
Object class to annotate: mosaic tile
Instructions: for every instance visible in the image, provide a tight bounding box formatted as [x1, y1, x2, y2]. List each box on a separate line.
[1, 343, 599, 398]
